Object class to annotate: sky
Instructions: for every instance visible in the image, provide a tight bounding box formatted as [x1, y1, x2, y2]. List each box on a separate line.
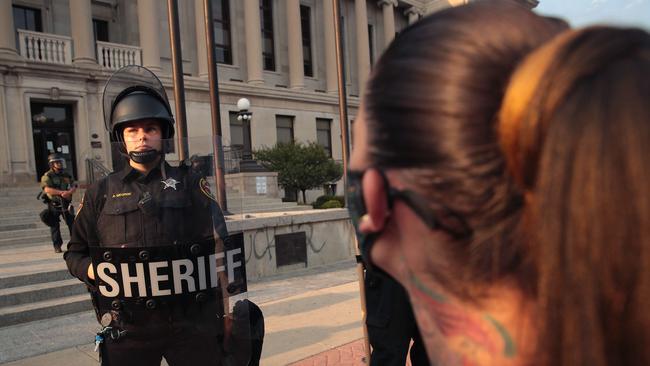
[535, 0, 650, 30]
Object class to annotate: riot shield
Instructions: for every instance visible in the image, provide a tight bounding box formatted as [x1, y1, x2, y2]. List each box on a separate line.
[85, 136, 251, 365]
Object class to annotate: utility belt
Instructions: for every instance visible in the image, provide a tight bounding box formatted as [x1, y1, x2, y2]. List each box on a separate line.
[47, 197, 72, 212]
[89, 235, 247, 329]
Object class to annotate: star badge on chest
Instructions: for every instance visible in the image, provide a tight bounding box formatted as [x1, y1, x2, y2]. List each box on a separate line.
[161, 177, 180, 191]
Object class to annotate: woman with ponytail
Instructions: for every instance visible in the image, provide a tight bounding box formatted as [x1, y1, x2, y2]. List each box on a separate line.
[499, 26, 650, 366]
[346, 1, 567, 364]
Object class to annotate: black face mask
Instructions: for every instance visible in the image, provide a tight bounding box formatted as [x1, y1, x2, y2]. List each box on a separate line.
[128, 149, 160, 164]
[346, 169, 472, 273]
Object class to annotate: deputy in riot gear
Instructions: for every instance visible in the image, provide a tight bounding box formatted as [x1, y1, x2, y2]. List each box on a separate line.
[64, 66, 232, 365]
[40, 152, 76, 253]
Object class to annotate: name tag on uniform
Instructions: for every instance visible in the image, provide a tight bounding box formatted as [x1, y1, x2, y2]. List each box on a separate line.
[89, 234, 247, 300]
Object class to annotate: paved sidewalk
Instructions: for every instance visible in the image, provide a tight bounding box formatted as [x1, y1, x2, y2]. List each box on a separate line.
[2, 260, 366, 365]
[289, 339, 368, 366]
[289, 338, 418, 366]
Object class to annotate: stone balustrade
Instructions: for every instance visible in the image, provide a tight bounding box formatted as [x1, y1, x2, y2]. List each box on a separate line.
[96, 41, 142, 70]
[17, 29, 72, 65]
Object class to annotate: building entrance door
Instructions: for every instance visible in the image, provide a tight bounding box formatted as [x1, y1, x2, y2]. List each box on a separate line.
[31, 102, 77, 180]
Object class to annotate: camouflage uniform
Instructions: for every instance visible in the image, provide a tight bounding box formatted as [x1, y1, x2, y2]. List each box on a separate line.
[40, 168, 75, 252]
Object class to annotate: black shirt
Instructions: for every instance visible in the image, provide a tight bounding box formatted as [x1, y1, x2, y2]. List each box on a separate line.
[64, 161, 228, 289]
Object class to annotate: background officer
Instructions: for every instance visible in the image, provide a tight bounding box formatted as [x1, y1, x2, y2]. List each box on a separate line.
[366, 272, 429, 365]
[64, 66, 230, 365]
[40, 152, 76, 253]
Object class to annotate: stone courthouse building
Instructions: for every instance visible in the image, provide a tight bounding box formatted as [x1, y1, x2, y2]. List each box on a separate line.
[0, 0, 536, 198]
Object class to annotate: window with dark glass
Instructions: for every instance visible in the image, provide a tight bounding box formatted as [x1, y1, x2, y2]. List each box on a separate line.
[13, 5, 42, 50]
[316, 118, 332, 157]
[13, 5, 43, 32]
[93, 19, 109, 42]
[260, 0, 275, 71]
[341, 16, 350, 84]
[368, 24, 375, 65]
[300, 5, 313, 77]
[213, 0, 233, 64]
[276, 115, 294, 144]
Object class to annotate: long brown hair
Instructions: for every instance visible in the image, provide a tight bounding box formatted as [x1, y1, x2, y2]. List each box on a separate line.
[499, 27, 650, 365]
[363, 0, 567, 299]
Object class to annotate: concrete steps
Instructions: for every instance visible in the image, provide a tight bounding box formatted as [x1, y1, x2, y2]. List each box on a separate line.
[0, 293, 92, 327]
[227, 199, 301, 209]
[225, 194, 311, 214]
[0, 188, 42, 197]
[0, 268, 71, 289]
[227, 203, 308, 214]
[0, 196, 42, 205]
[0, 279, 87, 307]
[0, 214, 44, 226]
[0, 240, 59, 251]
[0, 222, 39, 232]
[0, 227, 71, 240]
[0, 186, 91, 327]
[0, 234, 70, 248]
[0, 242, 90, 327]
[0, 185, 75, 251]
[0, 247, 69, 286]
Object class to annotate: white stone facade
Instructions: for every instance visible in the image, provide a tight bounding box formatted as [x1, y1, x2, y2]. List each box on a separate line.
[0, 0, 471, 201]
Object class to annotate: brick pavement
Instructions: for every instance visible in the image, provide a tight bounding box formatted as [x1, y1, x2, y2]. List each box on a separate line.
[289, 339, 368, 366]
[289, 338, 416, 366]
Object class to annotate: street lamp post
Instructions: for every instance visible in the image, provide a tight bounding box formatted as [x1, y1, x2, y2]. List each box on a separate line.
[236, 98, 253, 160]
[234, 98, 265, 172]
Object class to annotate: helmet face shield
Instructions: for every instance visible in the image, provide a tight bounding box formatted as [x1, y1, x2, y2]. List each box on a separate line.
[103, 66, 174, 141]
[47, 153, 65, 165]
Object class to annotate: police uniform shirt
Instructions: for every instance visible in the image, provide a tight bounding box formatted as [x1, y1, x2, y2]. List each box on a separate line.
[40, 169, 73, 201]
[64, 162, 228, 290]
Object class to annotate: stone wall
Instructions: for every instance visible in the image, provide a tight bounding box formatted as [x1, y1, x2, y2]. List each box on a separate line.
[225, 172, 280, 198]
[226, 209, 355, 280]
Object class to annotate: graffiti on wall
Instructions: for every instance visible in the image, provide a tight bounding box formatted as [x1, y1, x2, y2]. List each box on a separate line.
[244, 222, 328, 264]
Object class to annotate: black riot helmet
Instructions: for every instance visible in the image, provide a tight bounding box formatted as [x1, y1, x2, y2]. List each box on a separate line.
[103, 66, 175, 163]
[103, 65, 174, 141]
[47, 153, 65, 166]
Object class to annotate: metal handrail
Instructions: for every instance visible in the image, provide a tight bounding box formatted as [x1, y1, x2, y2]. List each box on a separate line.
[85, 158, 112, 184]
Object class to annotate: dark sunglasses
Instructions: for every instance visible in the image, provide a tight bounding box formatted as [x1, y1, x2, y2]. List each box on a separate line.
[347, 169, 472, 240]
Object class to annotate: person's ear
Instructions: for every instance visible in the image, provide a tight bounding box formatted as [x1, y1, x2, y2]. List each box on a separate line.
[358, 169, 390, 233]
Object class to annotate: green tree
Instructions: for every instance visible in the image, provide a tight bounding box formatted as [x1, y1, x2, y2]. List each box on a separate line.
[254, 142, 343, 204]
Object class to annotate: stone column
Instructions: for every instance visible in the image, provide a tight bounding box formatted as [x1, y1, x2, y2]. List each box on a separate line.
[0, 1, 18, 57]
[286, 0, 304, 89]
[194, 0, 208, 77]
[355, 0, 371, 96]
[323, 0, 338, 93]
[137, 0, 162, 72]
[379, 0, 397, 47]
[0, 74, 11, 179]
[244, 0, 264, 84]
[405, 7, 422, 25]
[69, 0, 97, 65]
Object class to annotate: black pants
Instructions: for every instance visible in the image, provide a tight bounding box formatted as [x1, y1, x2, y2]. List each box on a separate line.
[365, 271, 430, 366]
[100, 323, 223, 366]
[49, 206, 74, 248]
